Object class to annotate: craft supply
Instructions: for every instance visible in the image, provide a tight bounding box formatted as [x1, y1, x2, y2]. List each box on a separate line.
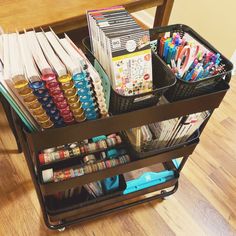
[125, 111, 209, 151]
[157, 32, 226, 81]
[42, 153, 130, 183]
[38, 134, 123, 165]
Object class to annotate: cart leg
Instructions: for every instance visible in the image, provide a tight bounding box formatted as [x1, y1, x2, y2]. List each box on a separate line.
[58, 227, 66, 232]
[161, 190, 167, 200]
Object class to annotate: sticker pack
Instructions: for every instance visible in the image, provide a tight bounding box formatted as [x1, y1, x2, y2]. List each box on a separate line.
[87, 6, 153, 96]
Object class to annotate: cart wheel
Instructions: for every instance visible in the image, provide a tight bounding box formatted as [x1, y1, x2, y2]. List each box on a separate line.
[161, 190, 167, 200]
[58, 227, 66, 232]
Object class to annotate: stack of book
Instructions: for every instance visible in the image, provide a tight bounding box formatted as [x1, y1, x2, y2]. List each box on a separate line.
[0, 28, 108, 132]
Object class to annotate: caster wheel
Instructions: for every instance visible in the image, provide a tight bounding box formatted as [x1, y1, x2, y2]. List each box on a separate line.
[161, 190, 167, 200]
[58, 227, 66, 232]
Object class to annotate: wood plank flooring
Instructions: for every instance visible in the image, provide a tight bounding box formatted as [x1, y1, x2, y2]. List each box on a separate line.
[0, 77, 235, 235]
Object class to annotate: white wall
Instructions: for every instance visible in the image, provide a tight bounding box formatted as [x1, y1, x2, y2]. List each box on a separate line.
[146, 0, 236, 59]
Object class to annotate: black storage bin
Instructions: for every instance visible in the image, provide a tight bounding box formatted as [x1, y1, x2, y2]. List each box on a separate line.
[82, 37, 176, 114]
[149, 24, 233, 102]
[45, 174, 127, 215]
[123, 130, 200, 159]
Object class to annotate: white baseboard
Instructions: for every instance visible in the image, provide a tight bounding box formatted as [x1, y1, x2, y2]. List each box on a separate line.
[131, 10, 154, 28]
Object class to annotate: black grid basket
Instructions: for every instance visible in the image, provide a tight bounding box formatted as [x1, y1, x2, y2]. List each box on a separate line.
[123, 129, 200, 159]
[82, 37, 176, 114]
[149, 24, 233, 102]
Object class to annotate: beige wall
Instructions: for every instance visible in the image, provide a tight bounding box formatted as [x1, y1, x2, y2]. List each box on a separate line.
[147, 0, 236, 58]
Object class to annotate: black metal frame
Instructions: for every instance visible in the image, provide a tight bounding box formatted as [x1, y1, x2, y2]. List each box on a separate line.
[5, 72, 230, 230]
[15, 111, 181, 229]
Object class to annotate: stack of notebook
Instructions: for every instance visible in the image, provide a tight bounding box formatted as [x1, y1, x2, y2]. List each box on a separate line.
[0, 28, 108, 132]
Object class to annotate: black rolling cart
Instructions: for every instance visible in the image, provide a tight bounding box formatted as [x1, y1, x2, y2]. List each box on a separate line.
[7, 25, 233, 231]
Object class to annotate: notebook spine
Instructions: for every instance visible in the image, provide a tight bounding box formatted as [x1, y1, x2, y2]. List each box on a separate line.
[73, 68, 99, 121]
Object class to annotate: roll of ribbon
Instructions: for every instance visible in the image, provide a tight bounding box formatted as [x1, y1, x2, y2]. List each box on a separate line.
[61, 81, 74, 90]
[23, 94, 38, 104]
[18, 87, 32, 97]
[29, 81, 45, 90]
[41, 73, 57, 82]
[38, 95, 52, 105]
[33, 89, 49, 98]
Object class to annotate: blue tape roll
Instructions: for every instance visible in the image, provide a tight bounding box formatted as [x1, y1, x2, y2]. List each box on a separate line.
[33, 89, 49, 98]
[38, 95, 52, 105]
[107, 149, 119, 159]
[29, 81, 45, 90]
[72, 72, 86, 82]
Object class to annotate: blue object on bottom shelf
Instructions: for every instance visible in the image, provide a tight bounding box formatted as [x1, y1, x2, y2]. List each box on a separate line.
[173, 158, 180, 168]
[123, 170, 175, 194]
[102, 176, 119, 192]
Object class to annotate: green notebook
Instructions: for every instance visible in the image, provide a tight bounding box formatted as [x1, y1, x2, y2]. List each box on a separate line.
[94, 59, 111, 109]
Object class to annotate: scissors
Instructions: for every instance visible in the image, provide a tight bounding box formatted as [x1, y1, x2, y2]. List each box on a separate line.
[176, 44, 199, 77]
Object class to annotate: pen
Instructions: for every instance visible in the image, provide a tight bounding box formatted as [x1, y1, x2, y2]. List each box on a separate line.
[167, 44, 174, 64]
[163, 38, 171, 59]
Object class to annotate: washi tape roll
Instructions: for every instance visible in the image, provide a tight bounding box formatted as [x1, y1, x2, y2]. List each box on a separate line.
[41, 73, 57, 82]
[81, 100, 95, 109]
[54, 118, 65, 127]
[61, 80, 74, 90]
[18, 87, 32, 97]
[40, 119, 54, 129]
[72, 72, 86, 82]
[36, 114, 50, 123]
[58, 74, 72, 83]
[38, 95, 52, 105]
[53, 96, 65, 104]
[84, 107, 99, 114]
[56, 100, 68, 110]
[45, 80, 59, 90]
[33, 89, 49, 98]
[12, 75, 29, 89]
[50, 89, 63, 98]
[23, 94, 38, 104]
[64, 87, 77, 98]
[64, 116, 75, 124]
[46, 107, 59, 117]
[69, 101, 82, 110]
[72, 108, 83, 116]
[86, 113, 98, 120]
[51, 112, 62, 122]
[83, 154, 96, 164]
[67, 95, 79, 105]
[43, 100, 55, 110]
[47, 84, 61, 92]
[28, 101, 42, 110]
[74, 113, 86, 122]
[29, 81, 45, 90]
[42, 169, 54, 183]
[77, 87, 92, 96]
[60, 107, 71, 117]
[32, 106, 45, 116]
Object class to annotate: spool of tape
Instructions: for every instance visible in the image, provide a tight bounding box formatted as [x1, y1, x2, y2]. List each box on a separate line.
[42, 169, 54, 183]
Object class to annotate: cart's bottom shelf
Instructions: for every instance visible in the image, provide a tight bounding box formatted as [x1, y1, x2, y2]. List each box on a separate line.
[45, 162, 179, 222]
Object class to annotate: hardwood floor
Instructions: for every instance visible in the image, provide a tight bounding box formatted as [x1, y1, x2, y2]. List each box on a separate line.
[0, 77, 235, 235]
